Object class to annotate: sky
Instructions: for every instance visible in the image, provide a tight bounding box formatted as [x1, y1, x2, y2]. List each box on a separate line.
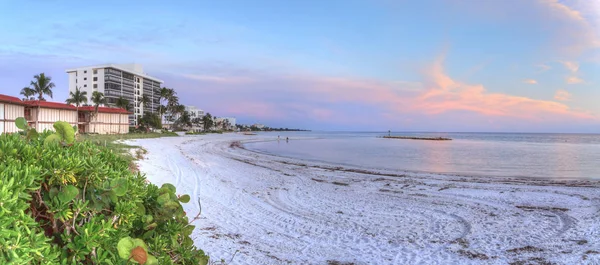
[0, 0, 599, 132]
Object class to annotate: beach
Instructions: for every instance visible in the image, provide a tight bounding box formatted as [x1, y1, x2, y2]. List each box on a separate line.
[128, 134, 600, 265]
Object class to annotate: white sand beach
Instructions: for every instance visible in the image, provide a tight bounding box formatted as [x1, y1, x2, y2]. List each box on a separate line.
[128, 134, 600, 265]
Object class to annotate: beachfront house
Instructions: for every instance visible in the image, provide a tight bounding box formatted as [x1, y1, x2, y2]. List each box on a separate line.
[0, 94, 26, 134]
[23, 100, 78, 132]
[78, 106, 131, 134]
[0, 93, 131, 134]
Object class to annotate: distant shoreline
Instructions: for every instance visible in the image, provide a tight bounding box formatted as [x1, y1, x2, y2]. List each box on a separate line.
[381, 135, 452, 141]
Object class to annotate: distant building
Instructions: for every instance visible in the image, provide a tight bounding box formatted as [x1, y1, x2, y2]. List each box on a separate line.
[185, 105, 205, 120]
[65, 64, 163, 126]
[162, 105, 205, 130]
[214, 117, 236, 130]
[253, 123, 265, 129]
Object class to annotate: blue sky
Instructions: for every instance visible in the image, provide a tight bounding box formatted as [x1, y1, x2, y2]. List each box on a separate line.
[0, 0, 599, 132]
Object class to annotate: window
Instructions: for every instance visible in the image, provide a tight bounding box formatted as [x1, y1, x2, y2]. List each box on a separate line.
[84, 70, 87, 74]
[93, 69, 98, 74]
[84, 77, 87, 81]
[93, 77, 98, 81]
[75, 79, 77, 83]
[136, 78, 140, 82]
[93, 84, 98, 88]
[84, 84, 87, 87]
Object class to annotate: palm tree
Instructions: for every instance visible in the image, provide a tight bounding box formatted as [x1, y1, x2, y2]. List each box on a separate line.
[30, 73, 55, 129]
[140, 94, 151, 110]
[202, 113, 214, 132]
[65, 87, 88, 112]
[115, 97, 130, 133]
[158, 87, 173, 122]
[20, 87, 35, 100]
[91, 91, 105, 133]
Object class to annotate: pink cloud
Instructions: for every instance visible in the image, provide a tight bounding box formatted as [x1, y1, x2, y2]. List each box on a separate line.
[561, 61, 580, 73]
[554, 90, 571, 101]
[412, 55, 594, 121]
[566, 76, 584, 84]
[523, 79, 538, 84]
[177, 55, 597, 127]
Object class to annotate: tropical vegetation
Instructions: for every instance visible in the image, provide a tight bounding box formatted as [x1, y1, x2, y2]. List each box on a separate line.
[65, 87, 88, 112]
[28, 73, 55, 128]
[0, 119, 209, 264]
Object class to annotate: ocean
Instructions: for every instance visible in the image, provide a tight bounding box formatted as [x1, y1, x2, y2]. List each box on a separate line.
[244, 132, 600, 180]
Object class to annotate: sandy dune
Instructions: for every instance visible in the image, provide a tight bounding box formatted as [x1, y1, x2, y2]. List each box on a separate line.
[129, 134, 600, 265]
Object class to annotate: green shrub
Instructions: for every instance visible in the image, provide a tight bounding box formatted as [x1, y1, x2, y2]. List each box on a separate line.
[0, 119, 209, 264]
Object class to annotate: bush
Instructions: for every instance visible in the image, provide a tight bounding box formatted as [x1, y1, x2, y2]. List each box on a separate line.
[0, 120, 208, 264]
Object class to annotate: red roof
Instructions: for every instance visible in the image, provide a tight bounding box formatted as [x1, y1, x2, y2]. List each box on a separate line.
[23, 100, 77, 110]
[0, 94, 24, 105]
[79, 106, 131, 114]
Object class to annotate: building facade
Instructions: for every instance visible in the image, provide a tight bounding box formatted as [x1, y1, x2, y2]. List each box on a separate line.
[0, 95, 26, 134]
[66, 64, 163, 126]
[0, 94, 130, 135]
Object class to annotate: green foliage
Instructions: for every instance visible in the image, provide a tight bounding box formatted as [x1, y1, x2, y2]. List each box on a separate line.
[1, 121, 209, 264]
[15, 117, 28, 130]
[53, 121, 75, 144]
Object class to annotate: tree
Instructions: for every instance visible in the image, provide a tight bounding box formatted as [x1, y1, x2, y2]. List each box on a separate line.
[174, 111, 192, 130]
[158, 87, 177, 122]
[115, 97, 130, 134]
[20, 87, 35, 100]
[202, 113, 214, 132]
[91, 91, 105, 133]
[140, 94, 151, 110]
[30, 73, 55, 129]
[65, 87, 88, 112]
[139, 112, 162, 131]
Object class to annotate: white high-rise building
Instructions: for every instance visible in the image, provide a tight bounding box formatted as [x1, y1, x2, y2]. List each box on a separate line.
[66, 64, 163, 125]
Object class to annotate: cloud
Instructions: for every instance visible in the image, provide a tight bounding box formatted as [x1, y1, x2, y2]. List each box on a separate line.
[414, 55, 594, 121]
[554, 90, 572, 101]
[523, 79, 538, 84]
[561, 61, 579, 73]
[171, 53, 596, 130]
[537, 0, 600, 55]
[566, 76, 584, 84]
[536, 64, 551, 72]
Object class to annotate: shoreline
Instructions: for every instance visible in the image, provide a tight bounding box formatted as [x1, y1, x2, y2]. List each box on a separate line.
[128, 134, 600, 265]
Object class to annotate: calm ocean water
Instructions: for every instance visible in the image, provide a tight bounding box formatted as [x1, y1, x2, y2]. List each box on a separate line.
[245, 132, 600, 180]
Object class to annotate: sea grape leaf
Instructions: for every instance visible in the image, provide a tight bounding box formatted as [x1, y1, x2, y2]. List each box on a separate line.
[117, 237, 148, 261]
[130, 246, 147, 264]
[26, 128, 38, 140]
[156, 193, 171, 205]
[163, 200, 179, 211]
[178, 194, 190, 203]
[15, 117, 27, 130]
[135, 202, 146, 215]
[58, 185, 79, 203]
[111, 178, 128, 196]
[44, 134, 61, 146]
[146, 255, 158, 265]
[143, 215, 153, 224]
[161, 183, 176, 194]
[108, 191, 118, 203]
[53, 121, 75, 144]
[117, 237, 135, 259]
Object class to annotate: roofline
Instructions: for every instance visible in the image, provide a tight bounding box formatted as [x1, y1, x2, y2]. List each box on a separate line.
[65, 64, 164, 83]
